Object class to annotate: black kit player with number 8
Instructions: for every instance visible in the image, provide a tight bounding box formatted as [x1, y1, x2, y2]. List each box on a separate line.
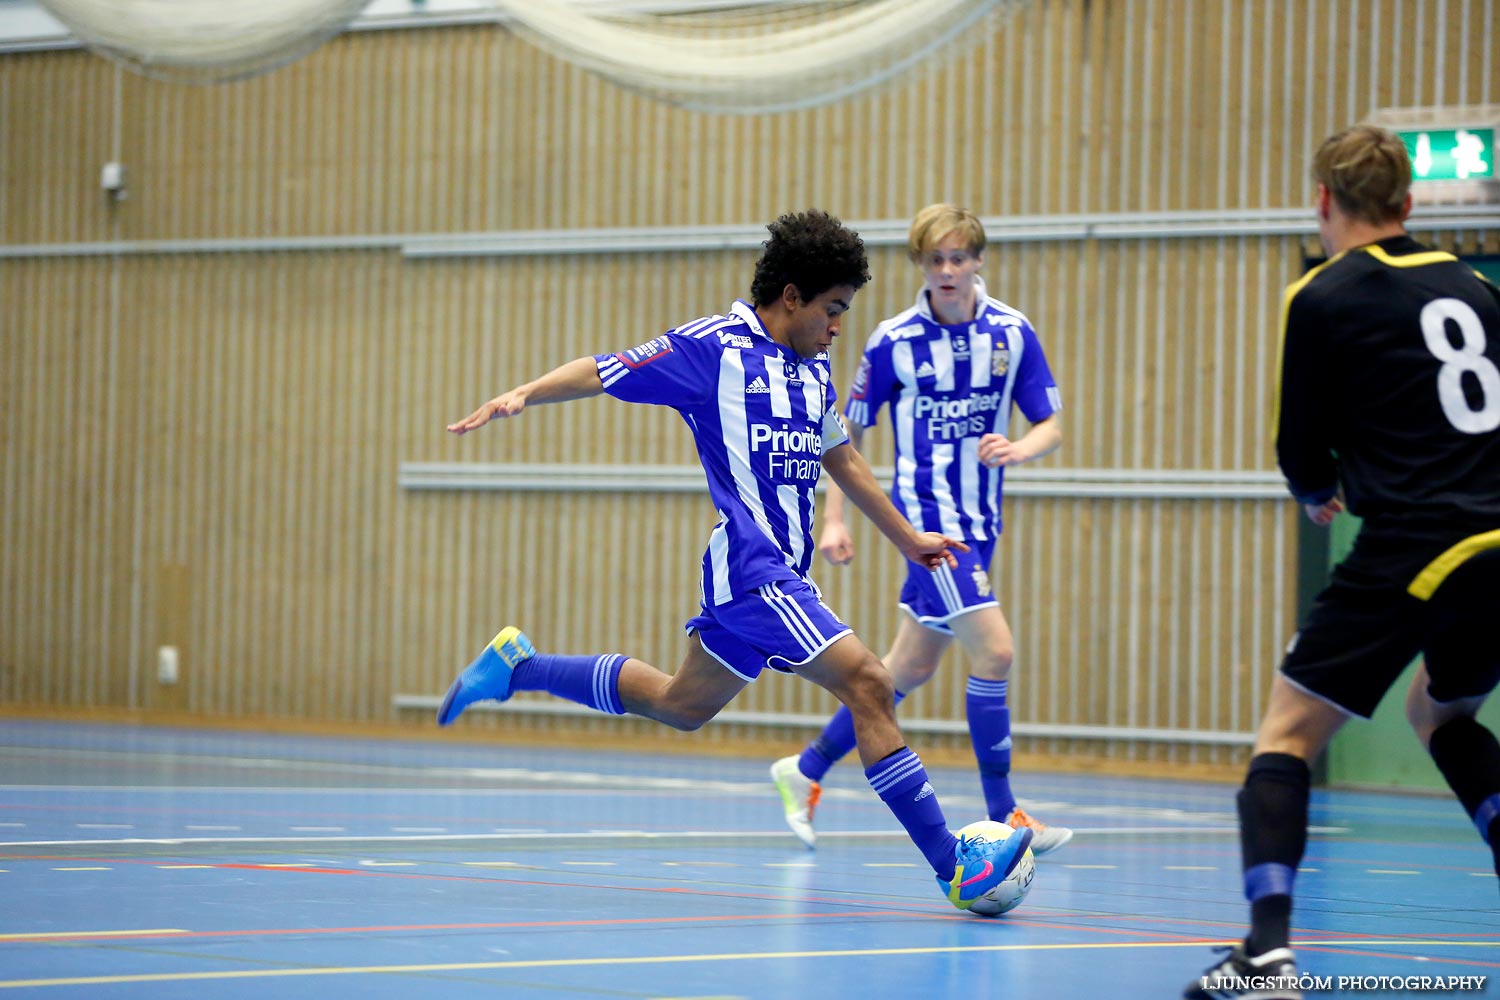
[1187, 124, 1500, 999]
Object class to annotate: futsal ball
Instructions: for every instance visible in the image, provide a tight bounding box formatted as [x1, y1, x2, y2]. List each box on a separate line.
[956, 819, 1036, 916]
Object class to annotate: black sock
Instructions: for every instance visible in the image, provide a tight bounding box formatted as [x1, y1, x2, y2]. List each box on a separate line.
[1247, 897, 1292, 956]
[1428, 716, 1500, 877]
[1237, 752, 1310, 955]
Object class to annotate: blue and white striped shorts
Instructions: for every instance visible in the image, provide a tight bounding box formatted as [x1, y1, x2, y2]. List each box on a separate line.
[687, 577, 852, 681]
[898, 537, 999, 635]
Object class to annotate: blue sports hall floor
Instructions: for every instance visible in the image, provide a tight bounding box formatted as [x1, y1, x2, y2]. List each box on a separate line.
[0, 719, 1495, 999]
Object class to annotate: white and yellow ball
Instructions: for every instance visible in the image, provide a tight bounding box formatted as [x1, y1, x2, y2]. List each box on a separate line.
[957, 819, 1036, 916]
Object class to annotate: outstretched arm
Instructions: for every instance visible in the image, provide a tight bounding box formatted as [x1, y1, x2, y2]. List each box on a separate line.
[821, 441, 968, 570]
[447, 357, 604, 435]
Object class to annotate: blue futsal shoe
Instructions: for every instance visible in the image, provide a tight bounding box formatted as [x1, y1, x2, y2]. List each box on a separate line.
[938, 824, 1034, 911]
[436, 626, 536, 726]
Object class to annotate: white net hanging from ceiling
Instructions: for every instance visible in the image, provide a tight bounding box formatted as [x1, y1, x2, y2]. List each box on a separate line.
[493, 0, 1029, 115]
[37, 0, 1029, 113]
[37, 0, 370, 84]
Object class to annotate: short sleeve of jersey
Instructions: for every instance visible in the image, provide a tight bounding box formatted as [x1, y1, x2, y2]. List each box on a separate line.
[1011, 323, 1062, 423]
[594, 331, 715, 408]
[844, 339, 898, 428]
[821, 406, 850, 453]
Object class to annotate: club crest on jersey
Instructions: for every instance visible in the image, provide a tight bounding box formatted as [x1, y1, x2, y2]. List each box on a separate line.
[971, 567, 992, 597]
[951, 335, 970, 359]
[991, 347, 1010, 376]
[783, 360, 803, 384]
[618, 336, 674, 369]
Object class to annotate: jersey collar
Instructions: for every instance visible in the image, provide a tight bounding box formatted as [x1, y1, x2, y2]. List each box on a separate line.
[730, 299, 825, 365]
[914, 275, 990, 327]
[730, 299, 772, 341]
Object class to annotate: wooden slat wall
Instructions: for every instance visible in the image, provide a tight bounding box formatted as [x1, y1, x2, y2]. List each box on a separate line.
[2, 0, 1496, 770]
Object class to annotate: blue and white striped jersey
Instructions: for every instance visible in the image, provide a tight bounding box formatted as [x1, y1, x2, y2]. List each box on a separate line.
[595, 300, 849, 605]
[845, 280, 1061, 541]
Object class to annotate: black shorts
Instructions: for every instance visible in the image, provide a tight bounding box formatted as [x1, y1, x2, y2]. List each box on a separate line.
[1281, 525, 1500, 718]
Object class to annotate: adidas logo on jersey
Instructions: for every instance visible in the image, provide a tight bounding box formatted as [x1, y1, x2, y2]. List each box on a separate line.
[914, 781, 935, 802]
[746, 376, 771, 394]
[915, 361, 937, 378]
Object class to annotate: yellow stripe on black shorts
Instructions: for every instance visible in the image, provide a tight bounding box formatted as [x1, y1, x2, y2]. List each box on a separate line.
[1407, 528, 1500, 601]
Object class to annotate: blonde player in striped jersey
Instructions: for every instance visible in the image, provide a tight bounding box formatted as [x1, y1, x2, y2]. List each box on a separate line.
[771, 204, 1071, 855]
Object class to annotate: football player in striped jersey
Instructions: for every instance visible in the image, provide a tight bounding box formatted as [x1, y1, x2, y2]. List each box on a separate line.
[439, 210, 1034, 911]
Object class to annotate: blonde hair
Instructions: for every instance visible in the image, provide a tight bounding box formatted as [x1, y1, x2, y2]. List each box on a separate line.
[1311, 125, 1412, 224]
[906, 203, 986, 263]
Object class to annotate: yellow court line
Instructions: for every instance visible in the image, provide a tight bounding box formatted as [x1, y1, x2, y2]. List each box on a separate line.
[0, 930, 188, 942]
[2, 939, 1496, 989]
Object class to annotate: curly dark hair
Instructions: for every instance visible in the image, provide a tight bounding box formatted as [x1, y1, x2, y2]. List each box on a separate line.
[749, 210, 870, 306]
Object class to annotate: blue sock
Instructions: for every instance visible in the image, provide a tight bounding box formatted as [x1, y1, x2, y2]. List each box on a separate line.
[800, 690, 906, 782]
[865, 746, 958, 874]
[511, 653, 626, 715]
[967, 677, 1016, 819]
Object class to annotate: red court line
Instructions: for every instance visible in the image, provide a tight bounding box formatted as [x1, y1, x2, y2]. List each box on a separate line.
[9, 856, 1494, 964]
[2, 910, 921, 944]
[1040, 911, 1500, 939]
[1297, 943, 1500, 970]
[0, 856, 977, 918]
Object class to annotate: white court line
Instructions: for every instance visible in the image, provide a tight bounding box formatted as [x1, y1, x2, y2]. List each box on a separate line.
[0, 825, 1265, 848]
[4, 937, 1497, 990]
[0, 929, 188, 942]
[0, 779, 1351, 832]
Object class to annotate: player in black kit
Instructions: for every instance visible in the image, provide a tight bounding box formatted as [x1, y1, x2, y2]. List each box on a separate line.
[1187, 124, 1500, 999]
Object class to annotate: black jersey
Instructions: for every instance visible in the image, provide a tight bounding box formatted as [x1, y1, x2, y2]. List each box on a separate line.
[1275, 235, 1500, 527]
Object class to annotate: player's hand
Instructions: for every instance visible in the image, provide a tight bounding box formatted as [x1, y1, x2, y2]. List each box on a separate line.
[818, 523, 856, 566]
[906, 532, 970, 570]
[1303, 496, 1345, 525]
[978, 432, 1027, 468]
[447, 389, 526, 435]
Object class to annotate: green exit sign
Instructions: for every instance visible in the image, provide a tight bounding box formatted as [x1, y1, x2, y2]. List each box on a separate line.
[1395, 127, 1495, 181]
